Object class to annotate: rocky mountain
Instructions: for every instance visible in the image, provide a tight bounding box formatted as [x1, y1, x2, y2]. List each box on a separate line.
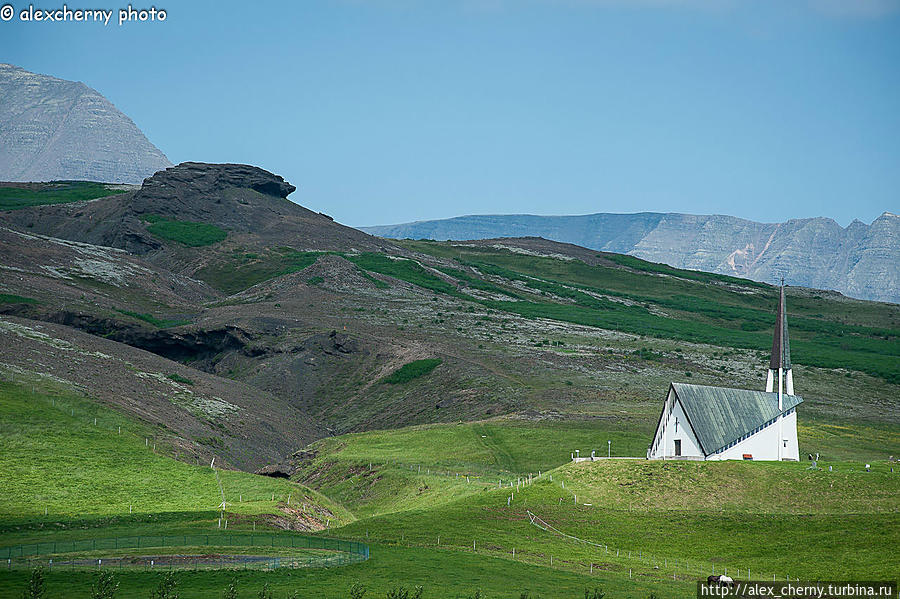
[0, 63, 171, 184]
[363, 212, 900, 304]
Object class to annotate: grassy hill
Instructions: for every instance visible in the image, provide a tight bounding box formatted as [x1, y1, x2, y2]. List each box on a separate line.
[0, 377, 349, 527]
[304, 425, 899, 582]
[0, 168, 898, 597]
[330, 455, 899, 584]
[0, 378, 675, 598]
[9, 374, 895, 598]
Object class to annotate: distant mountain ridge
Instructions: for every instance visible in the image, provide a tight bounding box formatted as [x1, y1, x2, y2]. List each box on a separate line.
[0, 63, 171, 184]
[363, 211, 900, 304]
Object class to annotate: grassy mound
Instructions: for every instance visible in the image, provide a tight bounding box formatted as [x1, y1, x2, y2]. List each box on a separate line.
[331, 460, 899, 583]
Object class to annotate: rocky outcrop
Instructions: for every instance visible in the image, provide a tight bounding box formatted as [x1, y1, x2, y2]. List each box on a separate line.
[0, 63, 171, 183]
[0, 162, 397, 262]
[126, 162, 297, 232]
[364, 212, 900, 304]
[138, 162, 296, 202]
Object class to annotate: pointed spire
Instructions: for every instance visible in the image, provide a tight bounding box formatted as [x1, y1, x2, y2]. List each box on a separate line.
[769, 281, 791, 371]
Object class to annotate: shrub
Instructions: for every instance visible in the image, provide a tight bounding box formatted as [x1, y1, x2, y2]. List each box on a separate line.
[22, 567, 45, 599]
[386, 586, 423, 599]
[222, 579, 238, 599]
[91, 572, 119, 599]
[348, 582, 367, 599]
[585, 588, 605, 599]
[166, 373, 194, 386]
[148, 572, 179, 599]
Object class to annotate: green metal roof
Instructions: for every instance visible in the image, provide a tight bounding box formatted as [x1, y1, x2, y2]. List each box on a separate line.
[672, 383, 802, 456]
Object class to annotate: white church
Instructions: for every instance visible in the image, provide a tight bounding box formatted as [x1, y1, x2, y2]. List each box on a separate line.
[647, 284, 801, 461]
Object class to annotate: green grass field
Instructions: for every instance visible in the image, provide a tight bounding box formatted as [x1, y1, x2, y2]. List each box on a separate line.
[0, 182, 127, 211]
[1, 376, 898, 598]
[143, 214, 228, 247]
[2, 277, 898, 599]
[0, 379, 349, 525]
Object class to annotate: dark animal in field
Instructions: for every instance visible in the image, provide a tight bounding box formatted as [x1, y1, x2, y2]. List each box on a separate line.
[707, 575, 735, 587]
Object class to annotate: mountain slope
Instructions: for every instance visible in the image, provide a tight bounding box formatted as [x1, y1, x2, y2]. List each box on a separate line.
[0, 63, 171, 184]
[0, 164, 896, 475]
[363, 211, 900, 304]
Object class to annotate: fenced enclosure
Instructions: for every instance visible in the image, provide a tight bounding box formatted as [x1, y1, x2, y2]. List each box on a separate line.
[0, 533, 369, 571]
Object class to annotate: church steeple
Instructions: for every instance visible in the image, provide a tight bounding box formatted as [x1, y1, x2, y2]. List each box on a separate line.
[765, 281, 794, 396]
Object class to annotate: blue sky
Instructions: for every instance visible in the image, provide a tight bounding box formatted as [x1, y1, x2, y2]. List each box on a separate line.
[2, 0, 898, 227]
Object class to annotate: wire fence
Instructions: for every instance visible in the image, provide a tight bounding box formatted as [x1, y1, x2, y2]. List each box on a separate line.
[0, 533, 369, 571]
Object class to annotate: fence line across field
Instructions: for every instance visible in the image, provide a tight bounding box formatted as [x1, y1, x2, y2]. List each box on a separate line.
[0, 533, 369, 571]
[526, 509, 790, 584]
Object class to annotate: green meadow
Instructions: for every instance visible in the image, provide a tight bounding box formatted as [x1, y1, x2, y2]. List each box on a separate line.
[3, 375, 896, 598]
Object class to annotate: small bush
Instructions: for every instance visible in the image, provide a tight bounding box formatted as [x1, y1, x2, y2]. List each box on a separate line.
[222, 579, 237, 599]
[585, 588, 605, 599]
[348, 582, 367, 599]
[386, 586, 423, 599]
[22, 567, 45, 599]
[148, 572, 179, 599]
[91, 572, 119, 599]
[166, 373, 194, 386]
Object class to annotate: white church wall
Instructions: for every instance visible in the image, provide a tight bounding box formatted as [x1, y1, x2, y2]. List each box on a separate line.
[708, 408, 799, 461]
[782, 409, 799, 460]
[666, 399, 703, 458]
